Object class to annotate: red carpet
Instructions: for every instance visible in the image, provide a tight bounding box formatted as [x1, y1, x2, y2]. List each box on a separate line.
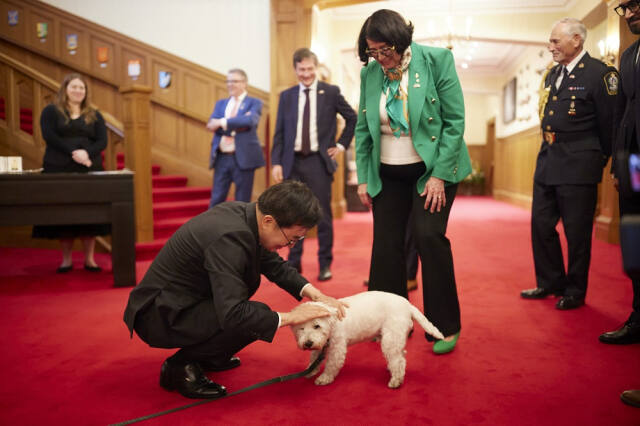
[1, 196, 639, 425]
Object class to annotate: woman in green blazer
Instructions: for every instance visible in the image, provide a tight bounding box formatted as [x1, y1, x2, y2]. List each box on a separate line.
[355, 9, 471, 354]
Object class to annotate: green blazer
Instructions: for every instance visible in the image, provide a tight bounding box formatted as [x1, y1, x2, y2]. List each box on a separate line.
[355, 42, 472, 198]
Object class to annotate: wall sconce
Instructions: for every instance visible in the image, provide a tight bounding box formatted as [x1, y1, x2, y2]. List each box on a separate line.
[598, 35, 619, 64]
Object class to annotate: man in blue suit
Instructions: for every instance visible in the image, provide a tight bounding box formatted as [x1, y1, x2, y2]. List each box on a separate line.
[207, 69, 265, 207]
[271, 48, 357, 281]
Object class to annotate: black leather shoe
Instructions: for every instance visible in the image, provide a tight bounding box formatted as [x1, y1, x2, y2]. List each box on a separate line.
[555, 295, 585, 310]
[599, 321, 640, 345]
[520, 287, 562, 299]
[199, 356, 241, 372]
[318, 267, 332, 281]
[159, 360, 227, 399]
[84, 264, 102, 272]
[621, 389, 640, 408]
[56, 265, 72, 274]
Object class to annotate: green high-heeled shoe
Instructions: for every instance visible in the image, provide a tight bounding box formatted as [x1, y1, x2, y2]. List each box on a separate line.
[433, 331, 460, 354]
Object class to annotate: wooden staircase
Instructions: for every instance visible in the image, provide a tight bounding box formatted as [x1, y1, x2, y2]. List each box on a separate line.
[115, 153, 210, 261]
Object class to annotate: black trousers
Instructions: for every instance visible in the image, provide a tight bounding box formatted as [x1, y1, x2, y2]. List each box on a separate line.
[134, 300, 257, 364]
[620, 192, 640, 322]
[288, 153, 333, 270]
[531, 180, 598, 297]
[368, 163, 461, 337]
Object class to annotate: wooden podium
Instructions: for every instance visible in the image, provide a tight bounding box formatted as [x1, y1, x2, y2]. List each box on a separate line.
[0, 171, 136, 286]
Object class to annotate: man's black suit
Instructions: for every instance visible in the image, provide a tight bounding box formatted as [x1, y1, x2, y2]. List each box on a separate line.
[271, 80, 356, 271]
[532, 52, 618, 298]
[613, 40, 640, 323]
[123, 202, 307, 361]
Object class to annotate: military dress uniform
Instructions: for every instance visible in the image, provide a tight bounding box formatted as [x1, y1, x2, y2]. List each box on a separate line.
[532, 52, 618, 302]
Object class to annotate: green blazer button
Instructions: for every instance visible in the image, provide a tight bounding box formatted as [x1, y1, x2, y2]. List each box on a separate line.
[431, 136, 436, 141]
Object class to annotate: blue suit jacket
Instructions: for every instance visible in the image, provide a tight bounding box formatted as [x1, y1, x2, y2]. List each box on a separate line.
[209, 96, 265, 171]
[271, 81, 356, 178]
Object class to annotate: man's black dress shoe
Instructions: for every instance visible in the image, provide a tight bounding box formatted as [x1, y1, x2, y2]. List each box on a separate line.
[56, 265, 73, 274]
[159, 360, 227, 399]
[555, 295, 585, 310]
[621, 389, 640, 408]
[599, 320, 640, 344]
[520, 287, 562, 299]
[199, 356, 241, 372]
[318, 267, 332, 281]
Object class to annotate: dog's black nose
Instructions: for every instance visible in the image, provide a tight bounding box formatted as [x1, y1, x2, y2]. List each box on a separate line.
[303, 340, 313, 349]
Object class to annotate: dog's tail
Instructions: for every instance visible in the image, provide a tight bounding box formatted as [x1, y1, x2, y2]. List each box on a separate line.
[409, 304, 445, 340]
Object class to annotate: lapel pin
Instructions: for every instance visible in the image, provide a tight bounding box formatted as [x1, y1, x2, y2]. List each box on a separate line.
[578, 63, 585, 68]
[413, 83, 421, 88]
[319, 90, 325, 94]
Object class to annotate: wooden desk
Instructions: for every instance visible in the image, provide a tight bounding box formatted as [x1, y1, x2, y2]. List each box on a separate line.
[0, 171, 136, 286]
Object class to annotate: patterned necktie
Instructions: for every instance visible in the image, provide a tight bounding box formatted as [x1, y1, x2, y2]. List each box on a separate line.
[301, 88, 311, 155]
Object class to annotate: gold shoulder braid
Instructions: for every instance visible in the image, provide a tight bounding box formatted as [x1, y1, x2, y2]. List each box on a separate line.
[538, 66, 553, 121]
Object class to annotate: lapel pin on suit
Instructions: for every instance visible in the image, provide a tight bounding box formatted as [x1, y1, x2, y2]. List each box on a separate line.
[319, 89, 325, 95]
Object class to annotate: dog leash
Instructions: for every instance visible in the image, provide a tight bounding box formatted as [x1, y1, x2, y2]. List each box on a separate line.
[110, 348, 326, 426]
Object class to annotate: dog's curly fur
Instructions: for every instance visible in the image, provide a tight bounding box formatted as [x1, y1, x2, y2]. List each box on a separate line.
[290, 291, 444, 388]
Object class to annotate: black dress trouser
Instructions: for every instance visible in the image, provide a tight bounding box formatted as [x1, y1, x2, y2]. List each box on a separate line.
[368, 162, 461, 338]
[531, 180, 598, 297]
[620, 192, 640, 322]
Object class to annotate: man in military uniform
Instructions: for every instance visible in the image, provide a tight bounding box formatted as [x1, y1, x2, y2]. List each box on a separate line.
[521, 18, 619, 310]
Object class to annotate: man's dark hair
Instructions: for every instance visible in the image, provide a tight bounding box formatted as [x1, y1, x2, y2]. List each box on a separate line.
[357, 9, 414, 65]
[258, 180, 322, 228]
[293, 48, 318, 68]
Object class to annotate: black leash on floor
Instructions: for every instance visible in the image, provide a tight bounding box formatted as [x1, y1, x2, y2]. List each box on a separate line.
[110, 348, 326, 426]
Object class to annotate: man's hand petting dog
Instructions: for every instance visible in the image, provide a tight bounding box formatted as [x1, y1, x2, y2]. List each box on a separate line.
[279, 303, 332, 327]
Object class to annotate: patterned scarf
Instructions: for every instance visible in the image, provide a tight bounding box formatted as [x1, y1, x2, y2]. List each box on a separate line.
[382, 46, 412, 137]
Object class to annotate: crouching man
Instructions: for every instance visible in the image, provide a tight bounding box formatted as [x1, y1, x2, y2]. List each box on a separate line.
[123, 180, 346, 399]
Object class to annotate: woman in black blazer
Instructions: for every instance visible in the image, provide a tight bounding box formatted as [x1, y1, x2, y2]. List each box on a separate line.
[32, 73, 108, 273]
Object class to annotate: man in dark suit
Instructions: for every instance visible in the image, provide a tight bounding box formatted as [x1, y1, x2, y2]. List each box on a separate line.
[271, 48, 357, 282]
[600, 2, 640, 409]
[521, 18, 618, 309]
[123, 181, 346, 399]
[599, 1, 640, 348]
[207, 69, 265, 207]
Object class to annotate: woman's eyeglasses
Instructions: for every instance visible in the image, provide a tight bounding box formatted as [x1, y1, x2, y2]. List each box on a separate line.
[365, 46, 396, 59]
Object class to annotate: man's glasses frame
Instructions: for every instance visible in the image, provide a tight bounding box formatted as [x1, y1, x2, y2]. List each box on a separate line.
[365, 45, 396, 59]
[615, 1, 640, 16]
[276, 221, 304, 248]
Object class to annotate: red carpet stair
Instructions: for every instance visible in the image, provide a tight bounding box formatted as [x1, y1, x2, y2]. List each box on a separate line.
[116, 153, 210, 261]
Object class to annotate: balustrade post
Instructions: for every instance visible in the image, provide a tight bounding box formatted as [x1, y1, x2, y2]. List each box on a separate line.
[119, 85, 153, 243]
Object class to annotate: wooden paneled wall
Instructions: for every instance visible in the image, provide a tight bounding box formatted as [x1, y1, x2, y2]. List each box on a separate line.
[493, 126, 540, 209]
[0, 0, 270, 198]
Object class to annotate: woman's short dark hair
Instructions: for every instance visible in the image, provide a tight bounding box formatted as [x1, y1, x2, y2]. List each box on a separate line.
[258, 180, 322, 228]
[357, 9, 414, 65]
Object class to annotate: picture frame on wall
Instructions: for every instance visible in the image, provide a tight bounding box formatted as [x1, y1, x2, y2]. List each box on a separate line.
[503, 77, 517, 124]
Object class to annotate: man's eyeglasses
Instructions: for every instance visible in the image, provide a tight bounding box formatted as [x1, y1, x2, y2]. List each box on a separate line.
[615, 1, 640, 16]
[226, 79, 245, 84]
[365, 45, 396, 59]
[276, 222, 304, 248]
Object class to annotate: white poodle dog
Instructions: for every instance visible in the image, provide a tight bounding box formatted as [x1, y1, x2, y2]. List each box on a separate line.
[290, 291, 444, 388]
